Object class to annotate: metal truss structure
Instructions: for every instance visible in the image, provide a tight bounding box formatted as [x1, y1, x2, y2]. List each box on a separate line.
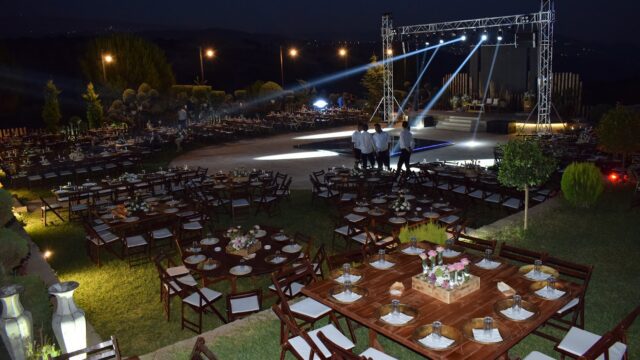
[381, 1, 555, 133]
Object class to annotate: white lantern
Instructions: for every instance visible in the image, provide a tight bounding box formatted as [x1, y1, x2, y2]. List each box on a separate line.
[0, 285, 33, 360]
[49, 282, 86, 359]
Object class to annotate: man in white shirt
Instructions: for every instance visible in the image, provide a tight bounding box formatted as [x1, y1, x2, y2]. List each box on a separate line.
[351, 123, 363, 167]
[360, 124, 376, 169]
[177, 106, 188, 129]
[373, 123, 390, 170]
[396, 121, 414, 178]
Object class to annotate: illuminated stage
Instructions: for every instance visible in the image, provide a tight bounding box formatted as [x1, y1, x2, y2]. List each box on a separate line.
[294, 136, 452, 156]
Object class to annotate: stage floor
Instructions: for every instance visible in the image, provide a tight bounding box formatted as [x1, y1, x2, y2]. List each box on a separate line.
[294, 136, 452, 156]
[171, 126, 511, 189]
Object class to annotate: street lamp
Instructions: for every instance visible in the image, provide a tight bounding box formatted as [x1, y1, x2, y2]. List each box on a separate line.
[198, 47, 215, 83]
[338, 47, 348, 69]
[279, 46, 299, 88]
[101, 53, 113, 82]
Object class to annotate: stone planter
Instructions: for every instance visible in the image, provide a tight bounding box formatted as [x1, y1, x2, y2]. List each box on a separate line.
[0, 285, 33, 360]
[49, 281, 86, 358]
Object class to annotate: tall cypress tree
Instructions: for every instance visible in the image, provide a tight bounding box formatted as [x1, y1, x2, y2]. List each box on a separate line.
[42, 80, 62, 131]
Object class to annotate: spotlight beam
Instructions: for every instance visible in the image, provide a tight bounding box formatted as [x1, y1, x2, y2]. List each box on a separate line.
[228, 37, 464, 114]
[471, 41, 501, 140]
[414, 38, 485, 125]
[393, 46, 440, 123]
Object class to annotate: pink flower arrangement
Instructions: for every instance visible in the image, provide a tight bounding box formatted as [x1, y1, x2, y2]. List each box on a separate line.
[419, 253, 428, 260]
[436, 246, 444, 252]
[428, 250, 437, 258]
[460, 258, 470, 266]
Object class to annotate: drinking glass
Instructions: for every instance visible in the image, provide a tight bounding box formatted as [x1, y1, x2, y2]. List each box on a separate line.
[391, 299, 400, 316]
[483, 316, 494, 337]
[512, 294, 522, 313]
[410, 236, 418, 251]
[432, 321, 442, 340]
[445, 238, 453, 251]
[547, 277, 556, 294]
[534, 259, 543, 277]
[484, 249, 493, 262]
[343, 279, 352, 296]
[378, 249, 386, 264]
[342, 263, 351, 281]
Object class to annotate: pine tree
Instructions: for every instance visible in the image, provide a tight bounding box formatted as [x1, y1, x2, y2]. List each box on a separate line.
[42, 80, 62, 131]
[82, 82, 104, 129]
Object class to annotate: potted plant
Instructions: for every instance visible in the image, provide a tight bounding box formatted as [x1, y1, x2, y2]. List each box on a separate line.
[449, 96, 462, 111]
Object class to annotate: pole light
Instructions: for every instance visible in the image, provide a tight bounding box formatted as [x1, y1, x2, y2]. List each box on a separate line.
[338, 47, 348, 68]
[280, 47, 299, 87]
[199, 47, 215, 83]
[101, 53, 113, 82]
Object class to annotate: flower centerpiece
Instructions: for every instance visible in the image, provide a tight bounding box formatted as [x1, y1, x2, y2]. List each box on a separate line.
[390, 191, 411, 214]
[125, 196, 150, 215]
[225, 225, 262, 256]
[118, 172, 139, 183]
[420, 257, 471, 290]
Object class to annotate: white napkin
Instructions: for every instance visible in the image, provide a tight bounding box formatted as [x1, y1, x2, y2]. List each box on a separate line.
[472, 328, 503, 343]
[535, 287, 566, 300]
[335, 274, 361, 284]
[476, 259, 501, 270]
[500, 307, 534, 320]
[401, 247, 425, 255]
[370, 260, 395, 269]
[525, 270, 551, 281]
[419, 334, 455, 349]
[273, 235, 288, 241]
[443, 249, 461, 258]
[332, 291, 362, 303]
[282, 244, 302, 253]
[242, 253, 256, 260]
[381, 312, 414, 325]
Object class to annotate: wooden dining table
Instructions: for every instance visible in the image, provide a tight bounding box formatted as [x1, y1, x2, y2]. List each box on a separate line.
[302, 242, 583, 359]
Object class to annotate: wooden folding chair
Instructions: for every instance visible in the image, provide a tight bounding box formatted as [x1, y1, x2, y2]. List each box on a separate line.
[40, 196, 65, 226]
[48, 335, 126, 359]
[498, 242, 547, 265]
[190, 337, 218, 360]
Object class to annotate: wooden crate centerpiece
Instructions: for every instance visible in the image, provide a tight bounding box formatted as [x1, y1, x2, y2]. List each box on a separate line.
[412, 272, 480, 304]
[225, 227, 262, 257]
[226, 240, 261, 257]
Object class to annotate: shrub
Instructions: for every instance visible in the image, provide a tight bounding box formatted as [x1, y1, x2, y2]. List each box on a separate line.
[399, 222, 448, 245]
[561, 162, 604, 208]
[0, 188, 13, 227]
[0, 228, 29, 271]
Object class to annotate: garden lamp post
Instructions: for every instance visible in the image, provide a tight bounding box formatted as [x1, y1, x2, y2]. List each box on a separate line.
[279, 46, 298, 88]
[338, 47, 348, 69]
[199, 47, 215, 83]
[101, 53, 113, 82]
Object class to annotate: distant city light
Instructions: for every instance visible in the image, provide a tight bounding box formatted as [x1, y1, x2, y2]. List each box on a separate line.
[313, 99, 328, 109]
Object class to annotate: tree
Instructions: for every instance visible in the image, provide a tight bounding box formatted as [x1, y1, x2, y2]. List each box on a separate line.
[81, 34, 175, 92]
[82, 82, 104, 129]
[596, 105, 640, 167]
[42, 80, 62, 131]
[259, 81, 284, 111]
[498, 138, 556, 230]
[361, 55, 384, 113]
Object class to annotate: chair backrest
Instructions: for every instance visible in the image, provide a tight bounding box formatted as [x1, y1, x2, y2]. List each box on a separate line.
[327, 249, 364, 271]
[271, 260, 317, 302]
[271, 305, 327, 359]
[316, 331, 360, 359]
[498, 242, 546, 265]
[49, 335, 122, 359]
[543, 255, 593, 285]
[312, 170, 325, 184]
[453, 233, 497, 254]
[190, 337, 218, 360]
[611, 305, 640, 344]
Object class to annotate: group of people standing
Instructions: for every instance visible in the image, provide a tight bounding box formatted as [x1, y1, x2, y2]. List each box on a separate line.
[351, 121, 414, 175]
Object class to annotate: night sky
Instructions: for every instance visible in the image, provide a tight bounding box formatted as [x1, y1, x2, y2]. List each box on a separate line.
[4, 0, 640, 45]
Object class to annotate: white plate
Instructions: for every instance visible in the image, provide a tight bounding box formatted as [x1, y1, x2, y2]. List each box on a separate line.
[371, 198, 387, 204]
[389, 217, 407, 224]
[229, 265, 252, 276]
[164, 208, 179, 214]
[272, 234, 289, 242]
[184, 254, 206, 264]
[200, 237, 219, 245]
[282, 244, 302, 253]
[122, 216, 139, 223]
[254, 229, 267, 238]
[401, 247, 425, 255]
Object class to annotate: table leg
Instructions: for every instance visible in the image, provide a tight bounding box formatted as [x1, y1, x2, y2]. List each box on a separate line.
[368, 328, 384, 351]
[230, 276, 237, 293]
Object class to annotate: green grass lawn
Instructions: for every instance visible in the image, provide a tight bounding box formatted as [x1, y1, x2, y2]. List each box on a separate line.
[12, 184, 640, 359]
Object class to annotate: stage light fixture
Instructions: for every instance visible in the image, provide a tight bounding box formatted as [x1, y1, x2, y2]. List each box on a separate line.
[439, 39, 444, 44]
[313, 99, 328, 109]
[425, 42, 430, 46]
[481, 34, 488, 41]
[386, 48, 393, 55]
[497, 35, 503, 41]
[461, 35, 467, 41]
